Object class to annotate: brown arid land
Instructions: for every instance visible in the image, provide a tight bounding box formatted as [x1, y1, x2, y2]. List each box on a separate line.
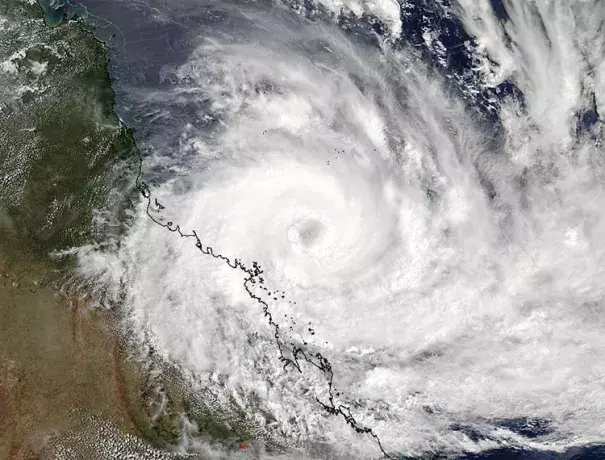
[0, 2, 257, 458]
[0, 256, 151, 460]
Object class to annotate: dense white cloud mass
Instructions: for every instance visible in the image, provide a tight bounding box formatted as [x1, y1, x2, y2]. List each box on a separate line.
[73, 0, 605, 458]
[312, 0, 402, 36]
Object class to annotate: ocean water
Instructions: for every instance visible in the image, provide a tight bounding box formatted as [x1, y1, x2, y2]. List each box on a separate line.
[55, 0, 605, 458]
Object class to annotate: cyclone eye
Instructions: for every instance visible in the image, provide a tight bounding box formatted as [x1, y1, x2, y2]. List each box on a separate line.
[298, 219, 325, 246]
[289, 218, 326, 248]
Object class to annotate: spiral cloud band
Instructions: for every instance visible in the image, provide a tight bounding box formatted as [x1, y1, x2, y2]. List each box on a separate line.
[74, 0, 605, 457]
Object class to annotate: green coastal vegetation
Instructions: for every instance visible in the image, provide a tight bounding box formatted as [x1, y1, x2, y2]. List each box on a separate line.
[0, 1, 258, 458]
[0, 0, 136, 264]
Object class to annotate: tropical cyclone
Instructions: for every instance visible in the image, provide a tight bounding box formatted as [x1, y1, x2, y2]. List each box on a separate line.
[75, 0, 605, 458]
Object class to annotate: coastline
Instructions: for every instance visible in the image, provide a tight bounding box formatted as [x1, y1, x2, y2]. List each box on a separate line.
[1, 1, 259, 457]
[0, 1, 159, 457]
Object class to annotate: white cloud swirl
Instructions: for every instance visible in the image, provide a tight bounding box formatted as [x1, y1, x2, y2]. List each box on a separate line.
[73, 0, 605, 457]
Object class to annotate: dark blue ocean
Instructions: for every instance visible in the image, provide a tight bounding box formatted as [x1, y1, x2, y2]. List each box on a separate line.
[37, 0, 605, 458]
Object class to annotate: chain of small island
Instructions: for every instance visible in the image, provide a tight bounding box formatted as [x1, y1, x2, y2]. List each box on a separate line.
[133, 139, 394, 459]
